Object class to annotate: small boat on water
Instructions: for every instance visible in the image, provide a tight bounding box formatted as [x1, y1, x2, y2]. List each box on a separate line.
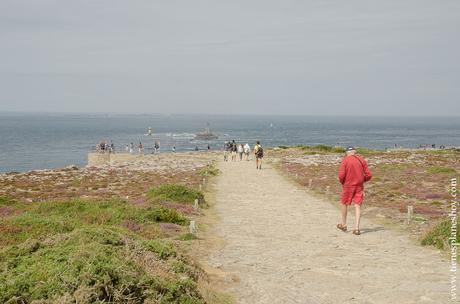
[194, 123, 218, 140]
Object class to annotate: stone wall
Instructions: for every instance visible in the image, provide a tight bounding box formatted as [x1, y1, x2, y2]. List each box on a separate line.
[87, 153, 142, 166]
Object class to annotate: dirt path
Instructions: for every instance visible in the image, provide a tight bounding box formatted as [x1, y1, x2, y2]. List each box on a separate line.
[203, 160, 451, 304]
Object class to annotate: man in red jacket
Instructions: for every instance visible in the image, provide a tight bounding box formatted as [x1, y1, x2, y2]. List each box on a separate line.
[337, 146, 372, 235]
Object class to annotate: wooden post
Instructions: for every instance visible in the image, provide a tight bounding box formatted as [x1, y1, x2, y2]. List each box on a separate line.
[326, 186, 330, 197]
[308, 179, 313, 188]
[199, 184, 202, 191]
[189, 221, 197, 234]
[406, 205, 414, 224]
[194, 199, 199, 210]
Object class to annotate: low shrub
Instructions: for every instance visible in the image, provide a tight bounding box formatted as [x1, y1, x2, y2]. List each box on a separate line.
[0, 227, 205, 304]
[427, 166, 457, 174]
[421, 219, 460, 250]
[143, 239, 176, 259]
[177, 233, 198, 241]
[0, 200, 187, 246]
[148, 184, 204, 204]
[143, 207, 189, 226]
[199, 165, 220, 177]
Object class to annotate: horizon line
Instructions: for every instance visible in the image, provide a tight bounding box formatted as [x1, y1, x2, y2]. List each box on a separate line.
[1, 110, 460, 118]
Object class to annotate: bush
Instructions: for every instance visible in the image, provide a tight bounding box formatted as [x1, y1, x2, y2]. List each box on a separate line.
[199, 165, 220, 177]
[296, 145, 345, 153]
[0, 200, 187, 246]
[148, 184, 204, 204]
[177, 233, 198, 241]
[0, 227, 205, 304]
[143, 239, 176, 259]
[427, 166, 457, 174]
[421, 219, 460, 250]
[143, 207, 189, 226]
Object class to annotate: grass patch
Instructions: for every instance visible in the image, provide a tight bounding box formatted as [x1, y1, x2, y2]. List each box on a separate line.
[0, 227, 204, 304]
[427, 166, 457, 174]
[0, 200, 189, 246]
[421, 219, 460, 251]
[144, 207, 189, 226]
[199, 164, 220, 177]
[356, 147, 380, 156]
[143, 239, 177, 259]
[296, 145, 345, 153]
[177, 233, 198, 241]
[148, 184, 204, 204]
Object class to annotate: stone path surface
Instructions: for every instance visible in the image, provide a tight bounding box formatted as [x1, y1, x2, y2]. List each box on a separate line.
[204, 160, 452, 304]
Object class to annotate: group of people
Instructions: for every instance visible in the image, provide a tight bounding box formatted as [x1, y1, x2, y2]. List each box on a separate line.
[223, 140, 264, 169]
[124, 142, 145, 154]
[96, 140, 115, 153]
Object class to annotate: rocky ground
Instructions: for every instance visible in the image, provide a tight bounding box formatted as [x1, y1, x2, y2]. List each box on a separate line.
[0, 152, 217, 206]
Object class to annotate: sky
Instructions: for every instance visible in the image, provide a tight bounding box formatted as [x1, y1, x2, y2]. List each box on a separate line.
[0, 0, 459, 116]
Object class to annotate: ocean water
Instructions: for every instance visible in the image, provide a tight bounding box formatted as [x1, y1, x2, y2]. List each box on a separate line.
[1, 113, 459, 173]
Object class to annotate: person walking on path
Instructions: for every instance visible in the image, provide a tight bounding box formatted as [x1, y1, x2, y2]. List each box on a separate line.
[253, 141, 264, 169]
[337, 146, 372, 235]
[237, 143, 244, 161]
[138, 142, 144, 155]
[244, 143, 251, 161]
[231, 140, 237, 162]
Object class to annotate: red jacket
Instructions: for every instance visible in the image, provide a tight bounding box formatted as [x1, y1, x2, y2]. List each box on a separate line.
[338, 155, 372, 187]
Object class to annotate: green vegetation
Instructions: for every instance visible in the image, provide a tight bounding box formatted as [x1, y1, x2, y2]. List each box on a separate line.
[199, 164, 220, 177]
[143, 239, 177, 259]
[177, 233, 198, 241]
[148, 184, 204, 204]
[427, 166, 457, 174]
[144, 207, 189, 226]
[356, 147, 380, 156]
[0, 198, 203, 303]
[0, 227, 204, 304]
[0, 200, 190, 246]
[421, 219, 460, 251]
[295, 144, 345, 153]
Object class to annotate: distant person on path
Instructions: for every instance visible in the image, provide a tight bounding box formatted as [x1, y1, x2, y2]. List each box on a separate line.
[231, 140, 237, 162]
[195, 145, 199, 151]
[129, 142, 134, 154]
[207, 144, 211, 151]
[223, 142, 229, 161]
[244, 143, 251, 161]
[125, 144, 129, 153]
[337, 146, 372, 235]
[237, 143, 244, 161]
[172, 146, 176, 153]
[254, 141, 263, 169]
[138, 142, 144, 154]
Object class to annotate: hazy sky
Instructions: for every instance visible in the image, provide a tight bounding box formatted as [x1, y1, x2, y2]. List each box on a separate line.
[1, 0, 459, 115]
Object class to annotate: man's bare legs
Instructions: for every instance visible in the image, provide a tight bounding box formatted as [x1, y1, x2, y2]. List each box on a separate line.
[255, 158, 262, 169]
[340, 203, 360, 231]
[341, 204, 348, 227]
[354, 204, 361, 231]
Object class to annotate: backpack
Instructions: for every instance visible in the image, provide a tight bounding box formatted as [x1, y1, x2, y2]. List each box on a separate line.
[255, 145, 264, 157]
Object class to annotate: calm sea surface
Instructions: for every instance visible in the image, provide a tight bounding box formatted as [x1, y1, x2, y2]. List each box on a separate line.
[1, 113, 459, 173]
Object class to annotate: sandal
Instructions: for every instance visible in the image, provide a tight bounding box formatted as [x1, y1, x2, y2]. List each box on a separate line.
[336, 224, 347, 232]
[352, 230, 361, 235]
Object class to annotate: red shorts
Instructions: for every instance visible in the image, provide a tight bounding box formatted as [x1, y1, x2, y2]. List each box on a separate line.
[341, 186, 364, 205]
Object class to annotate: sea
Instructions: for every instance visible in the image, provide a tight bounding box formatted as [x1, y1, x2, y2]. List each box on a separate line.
[1, 113, 459, 173]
